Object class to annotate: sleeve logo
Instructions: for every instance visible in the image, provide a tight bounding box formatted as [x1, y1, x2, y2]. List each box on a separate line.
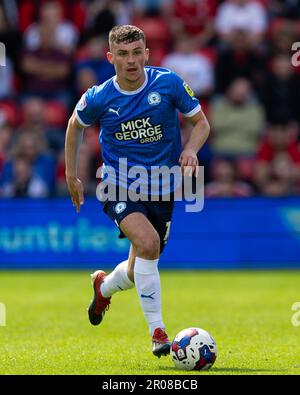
[183, 82, 194, 97]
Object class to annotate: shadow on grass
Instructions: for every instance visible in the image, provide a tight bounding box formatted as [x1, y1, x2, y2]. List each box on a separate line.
[157, 366, 286, 373]
[208, 367, 286, 373]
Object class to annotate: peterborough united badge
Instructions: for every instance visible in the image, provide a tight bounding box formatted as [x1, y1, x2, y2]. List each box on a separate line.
[148, 92, 161, 106]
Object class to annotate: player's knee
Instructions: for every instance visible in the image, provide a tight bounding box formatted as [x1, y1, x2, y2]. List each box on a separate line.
[135, 233, 160, 259]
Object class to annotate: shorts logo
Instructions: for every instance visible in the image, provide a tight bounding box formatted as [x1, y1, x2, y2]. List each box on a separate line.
[148, 92, 161, 106]
[115, 202, 126, 214]
[183, 82, 194, 97]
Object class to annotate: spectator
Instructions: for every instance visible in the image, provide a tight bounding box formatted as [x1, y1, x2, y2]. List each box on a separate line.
[215, 0, 268, 48]
[20, 97, 45, 132]
[268, 0, 300, 19]
[215, 28, 267, 93]
[75, 35, 115, 95]
[0, 154, 49, 198]
[268, 18, 299, 57]
[260, 54, 300, 124]
[0, 3, 21, 68]
[210, 78, 265, 164]
[132, 0, 172, 17]
[0, 130, 56, 194]
[205, 159, 253, 197]
[0, 122, 12, 175]
[0, 56, 14, 99]
[133, 7, 172, 65]
[254, 123, 300, 196]
[23, 1, 79, 54]
[21, 23, 72, 103]
[18, 0, 85, 32]
[85, 0, 131, 38]
[161, 34, 214, 97]
[170, 0, 217, 48]
[0, 0, 18, 28]
[20, 97, 65, 152]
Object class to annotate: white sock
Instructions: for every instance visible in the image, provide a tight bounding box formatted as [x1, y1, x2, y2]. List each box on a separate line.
[134, 257, 165, 336]
[100, 260, 134, 298]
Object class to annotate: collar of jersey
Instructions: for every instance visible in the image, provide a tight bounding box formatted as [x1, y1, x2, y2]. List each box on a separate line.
[113, 69, 148, 95]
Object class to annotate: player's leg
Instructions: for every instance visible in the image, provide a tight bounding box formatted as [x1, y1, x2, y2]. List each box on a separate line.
[88, 199, 172, 358]
[100, 258, 134, 298]
[99, 201, 173, 300]
[102, 243, 135, 294]
[126, 244, 135, 282]
[88, 255, 135, 326]
[119, 212, 171, 357]
[88, 208, 144, 303]
[88, 201, 148, 326]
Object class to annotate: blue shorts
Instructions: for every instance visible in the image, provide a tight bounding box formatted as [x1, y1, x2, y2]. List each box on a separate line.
[101, 195, 174, 254]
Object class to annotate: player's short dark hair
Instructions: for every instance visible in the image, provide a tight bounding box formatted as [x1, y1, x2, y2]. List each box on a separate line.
[109, 25, 145, 48]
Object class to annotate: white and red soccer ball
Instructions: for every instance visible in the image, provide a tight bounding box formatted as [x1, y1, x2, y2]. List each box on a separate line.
[171, 327, 217, 371]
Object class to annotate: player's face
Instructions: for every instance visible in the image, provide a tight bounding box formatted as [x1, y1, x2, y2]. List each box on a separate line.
[107, 40, 149, 89]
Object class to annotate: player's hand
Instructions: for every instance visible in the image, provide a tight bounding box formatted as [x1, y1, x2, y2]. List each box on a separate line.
[179, 148, 199, 177]
[66, 176, 84, 213]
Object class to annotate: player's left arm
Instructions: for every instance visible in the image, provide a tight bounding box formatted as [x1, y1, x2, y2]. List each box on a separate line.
[179, 110, 210, 176]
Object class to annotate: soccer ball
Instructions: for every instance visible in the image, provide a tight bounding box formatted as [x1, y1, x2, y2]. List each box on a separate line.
[171, 327, 217, 371]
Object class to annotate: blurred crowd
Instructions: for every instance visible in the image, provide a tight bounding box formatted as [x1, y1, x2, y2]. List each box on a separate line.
[0, 0, 300, 198]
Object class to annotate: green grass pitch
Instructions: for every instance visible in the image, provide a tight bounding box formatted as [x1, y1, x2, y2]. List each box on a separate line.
[0, 270, 299, 375]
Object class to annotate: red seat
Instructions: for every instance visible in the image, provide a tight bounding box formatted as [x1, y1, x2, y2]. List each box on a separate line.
[0, 101, 19, 126]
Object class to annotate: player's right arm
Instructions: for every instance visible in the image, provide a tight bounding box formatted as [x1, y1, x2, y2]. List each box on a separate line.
[65, 86, 99, 212]
[65, 111, 85, 213]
